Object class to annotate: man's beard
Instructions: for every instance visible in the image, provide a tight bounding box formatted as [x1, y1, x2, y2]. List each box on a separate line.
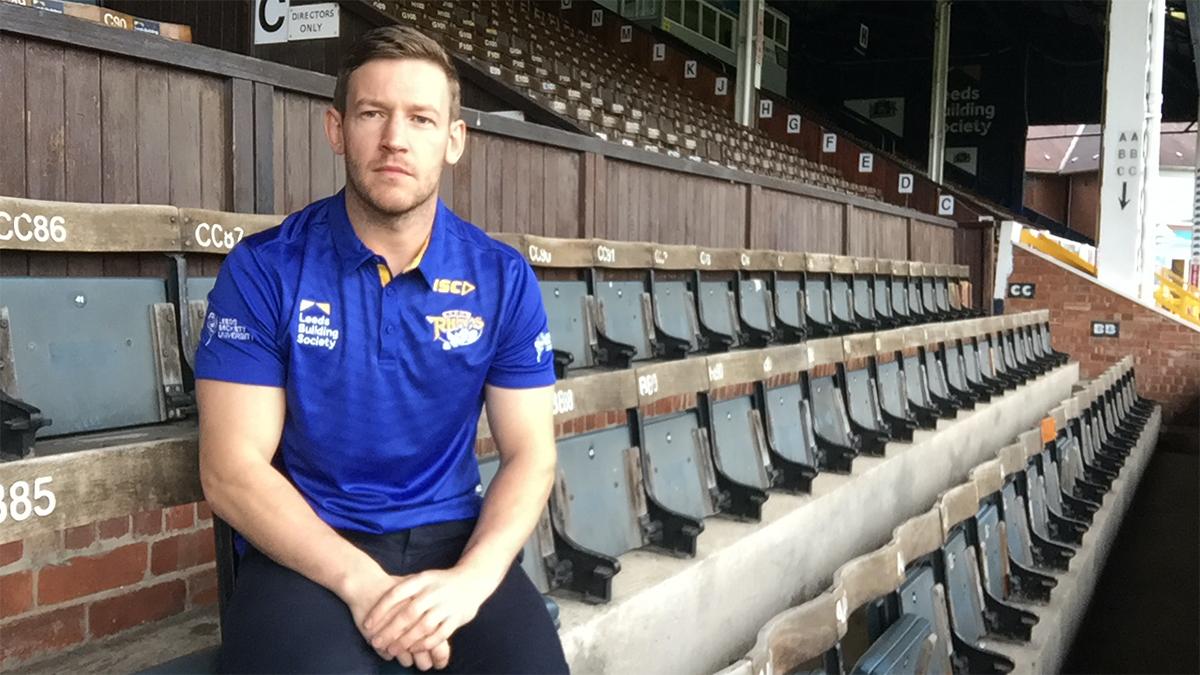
[344, 153, 439, 227]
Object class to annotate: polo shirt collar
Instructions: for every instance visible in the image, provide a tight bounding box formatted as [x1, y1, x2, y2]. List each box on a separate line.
[329, 190, 454, 289]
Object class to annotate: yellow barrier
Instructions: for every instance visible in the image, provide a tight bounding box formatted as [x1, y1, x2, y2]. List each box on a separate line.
[1019, 229, 1097, 276]
[1155, 269, 1200, 327]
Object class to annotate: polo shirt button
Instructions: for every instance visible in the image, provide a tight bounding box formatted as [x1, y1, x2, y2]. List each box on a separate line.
[385, 287, 395, 296]
[385, 324, 396, 335]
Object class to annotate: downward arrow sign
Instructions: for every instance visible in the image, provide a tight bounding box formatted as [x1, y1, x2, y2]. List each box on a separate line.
[1118, 181, 1130, 209]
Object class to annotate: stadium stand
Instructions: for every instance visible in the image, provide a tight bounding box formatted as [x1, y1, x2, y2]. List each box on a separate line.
[0, 194, 1079, 672]
[0, 0, 1191, 672]
[374, 0, 879, 197]
[720, 357, 1161, 674]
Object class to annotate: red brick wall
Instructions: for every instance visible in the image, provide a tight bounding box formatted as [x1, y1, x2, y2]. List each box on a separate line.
[1004, 247, 1199, 425]
[0, 502, 216, 669]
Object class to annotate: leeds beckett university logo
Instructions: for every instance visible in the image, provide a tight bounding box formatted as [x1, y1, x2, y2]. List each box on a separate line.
[297, 299, 340, 350]
[426, 310, 485, 350]
[208, 311, 251, 345]
[534, 331, 553, 363]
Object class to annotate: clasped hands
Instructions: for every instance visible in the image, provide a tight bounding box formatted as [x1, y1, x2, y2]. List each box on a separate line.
[346, 563, 500, 671]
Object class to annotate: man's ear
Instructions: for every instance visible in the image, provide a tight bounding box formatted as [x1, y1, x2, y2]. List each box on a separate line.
[444, 118, 467, 166]
[324, 106, 345, 156]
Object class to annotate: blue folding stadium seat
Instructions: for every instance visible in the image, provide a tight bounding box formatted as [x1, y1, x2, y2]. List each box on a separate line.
[804, 255, 838, 338]
[805, 372, 861, 473]
[906, 265, 928, 325]
[737, 274, 776, 347]
[902, 352, 954, 420]
[840, 335, 891, 454]
[918, 266, 942, 321]
[871, 330, 932, 432]
[706, 349, 813, 493]
[772, 273, 808, 342]
[890, 263, 915, 326]
[650, 276, 699, 359]
[0, 277, 190, 451]
[637, 360, 764, 524]
[829, 256, 862, 334]
[871, 261, 897, 329]
[763, 380, 822, 491]
[850, 259, 880, 331]
[922, 335, 974, 411]
[851, 614, 937, 675]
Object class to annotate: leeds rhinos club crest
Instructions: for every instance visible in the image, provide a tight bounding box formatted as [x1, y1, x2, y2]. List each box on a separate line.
[426, 310, 485, 350]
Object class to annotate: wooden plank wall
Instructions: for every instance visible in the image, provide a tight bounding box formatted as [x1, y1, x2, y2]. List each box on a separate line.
[0, 34, 228, 279]
[847, 209, 909, 260]
[0, 34, 970, 278]
[748, 188, 844, 254]
[272, 90, 343, 213]
[909, 220, 957, 263]
[444, 134, 583, 239]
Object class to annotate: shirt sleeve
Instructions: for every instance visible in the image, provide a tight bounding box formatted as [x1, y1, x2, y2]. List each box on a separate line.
[193, 243, 287, 387]
[485, 256, 557, 389]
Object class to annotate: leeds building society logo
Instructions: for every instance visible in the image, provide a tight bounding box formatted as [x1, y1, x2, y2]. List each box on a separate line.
[297, 299, 340, 350]
[534, 331, 553, 363]
[427, 310, 486, 350]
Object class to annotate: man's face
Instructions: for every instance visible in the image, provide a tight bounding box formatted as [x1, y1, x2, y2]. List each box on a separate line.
[326, 58, 465, 218]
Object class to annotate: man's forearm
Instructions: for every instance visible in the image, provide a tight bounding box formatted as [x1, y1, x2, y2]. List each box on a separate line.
[202, 459, 386, 600]
[456, 452, 555, 589]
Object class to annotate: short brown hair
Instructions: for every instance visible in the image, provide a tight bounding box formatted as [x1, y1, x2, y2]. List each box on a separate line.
[333, 25, 461, 120]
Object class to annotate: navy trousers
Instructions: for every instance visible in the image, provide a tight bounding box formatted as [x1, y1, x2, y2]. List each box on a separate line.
[218, 518, 569, 674]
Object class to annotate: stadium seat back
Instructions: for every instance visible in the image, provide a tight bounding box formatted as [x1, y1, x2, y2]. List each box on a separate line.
[552, 426, 647, 558]
[850, 614, 937, 675]
[1001, 483, 1035, 568]
[738, 278, 774, 336]
[872, 276, 892, 322]
[651, 279, 698, 350]
[942, 530, 988, 644]
[594, 280, 652, 360]
[641, 410, 718, 519]
[805, 274, 833, 330]
[540, 280, 594, 369]
[898, 566, 954, 675]
[0, 277, 178, 437]
[875, 360, 909, 420]
[710, 395, 772, 489]
[698, 279, 738, 346]
[765, 383, 818, 468]
[975, 504, 1006, 600]
[773, 277, 805, 336]
[809, 375, 855, 446]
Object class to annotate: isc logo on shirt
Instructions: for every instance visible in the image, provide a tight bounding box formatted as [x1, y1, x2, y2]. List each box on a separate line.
[433, 278, 477, 296]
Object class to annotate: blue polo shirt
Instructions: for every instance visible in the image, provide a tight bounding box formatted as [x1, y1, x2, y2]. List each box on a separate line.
[194, 191, 556, 534]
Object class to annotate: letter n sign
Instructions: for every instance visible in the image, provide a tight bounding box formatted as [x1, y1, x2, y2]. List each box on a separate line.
[591, 9, 602, 26]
